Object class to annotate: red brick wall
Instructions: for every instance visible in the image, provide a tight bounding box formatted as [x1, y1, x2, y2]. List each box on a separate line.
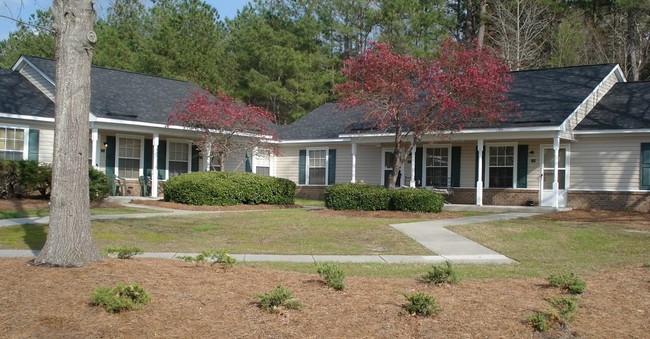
[446, 188, 539, 206]
[296, 186, 326, 200]
[568, 191, 650, 212]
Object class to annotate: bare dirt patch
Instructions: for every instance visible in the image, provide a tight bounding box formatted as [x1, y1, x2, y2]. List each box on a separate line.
[0, 198, 122, 211]
[0, 258, 648, 338]
[535, 209, 650, 231]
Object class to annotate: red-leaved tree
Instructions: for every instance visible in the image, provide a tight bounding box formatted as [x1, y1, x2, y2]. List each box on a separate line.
[168, 89, 276, 171]
[334, 40, 512, 188]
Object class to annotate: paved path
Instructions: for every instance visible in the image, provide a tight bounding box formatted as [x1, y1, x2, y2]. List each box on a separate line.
[0, 201, 541, 264]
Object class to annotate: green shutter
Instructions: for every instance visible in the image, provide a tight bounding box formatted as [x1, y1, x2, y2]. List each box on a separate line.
[105, 136, 116, 175]
[144, 139, 152, 177]
[328, 149, 336, 185]
[28, 129, 39, 161]
[191, 145, 199, 172]
[517, 145, 528, 188]
[414, 147, 423, 187]
[451, 146, 461, 187]
[157, 140, 166, 180]
[245, 151, 252, 172]
[641, 143, 650, 190]
[298, 150, 306, 184]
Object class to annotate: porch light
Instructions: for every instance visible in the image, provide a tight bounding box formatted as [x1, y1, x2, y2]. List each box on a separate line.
[103, 142, 108, 149]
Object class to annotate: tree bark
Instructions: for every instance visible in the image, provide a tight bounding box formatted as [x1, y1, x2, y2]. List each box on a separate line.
[32, 0, 101, 267]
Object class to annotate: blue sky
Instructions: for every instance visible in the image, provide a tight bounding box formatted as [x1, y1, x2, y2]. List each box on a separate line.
[0, 0, 251, 41]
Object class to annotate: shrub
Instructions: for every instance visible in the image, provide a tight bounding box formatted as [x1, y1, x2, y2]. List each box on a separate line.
[548, 272, 586, 294]
[402, 292, 441, 317]
[256, 285, 303, 312]
[177, 249, 236, 268]
[324, 183, 391, 211]
[527, 297, 579, 332]
[0, 160, 19, 198]
[164, 171, 295, 206]
[91, 283, 151, 313]
[390, 188, 444, 213]
[15, 160, 51, 198]
[104, 245, 143, 259]
[422, 261, 460, 285]
[89, 167, 111, 201]
[316, 262, 345, 290]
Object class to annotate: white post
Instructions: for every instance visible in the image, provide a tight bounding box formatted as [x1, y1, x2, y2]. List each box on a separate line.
[553, 135, 560, 209]
[151, 134, 159, 198]
[204, 141, 212, 171]
[351, 142, 357, 183]
[91, 128, 99, 169]
[409, 146, 416, 188]
[476, 139, 484, 206]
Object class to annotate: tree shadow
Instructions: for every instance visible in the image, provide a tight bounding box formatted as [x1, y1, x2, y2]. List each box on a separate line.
[9, 199, 47, 253]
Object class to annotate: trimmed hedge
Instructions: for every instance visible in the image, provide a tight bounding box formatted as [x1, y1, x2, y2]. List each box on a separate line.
[163, 171, 296, 206]
[324, 183, 444, 212]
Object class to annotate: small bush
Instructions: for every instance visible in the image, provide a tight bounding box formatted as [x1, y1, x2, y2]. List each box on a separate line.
[91, 283, 151, 313]
[548, 272, 586, 294]
[256, 285, 303, 312]
[527, 296, 579, 332]
[316, 262, 345, 290]
[422, 261, 460, 285]
[15, 160, 51, 198]
[164, 171, 295, 206]
[89, 167, 111, 201]
[402, 292, 441, 317]
[390, 188, 444, 213]
[177, 249, 236, 268]
[324, 183, 391, 211]
[104, 245, 143, 259]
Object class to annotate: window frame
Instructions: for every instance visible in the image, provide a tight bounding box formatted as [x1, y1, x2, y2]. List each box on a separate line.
[116, 135, 144, 179]
[253, 148, 274, 176]
[424, 145, 451, 188]
[0, 124, 29, 161]
[306, 147, 328, 185]
[485, 143, 518, 188]
[166, 139, 192, 179]
[381, 148, 403, 187]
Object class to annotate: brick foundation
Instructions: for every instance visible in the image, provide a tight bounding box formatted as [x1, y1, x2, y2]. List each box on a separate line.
[568, 191, 650, 212]
[296, 186, 327, 200]
[446, 188, 539, 206]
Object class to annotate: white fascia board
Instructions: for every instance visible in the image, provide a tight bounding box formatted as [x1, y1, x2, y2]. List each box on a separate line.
[95, 118, 274, 139]
[279, 138, 351, 144]
[338, 126, 561, 139]
[0, 112, 55, 123]
[574, 129, 650, 135]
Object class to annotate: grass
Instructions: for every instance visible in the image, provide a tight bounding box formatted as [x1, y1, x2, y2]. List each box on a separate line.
[294, 198, 325, 207]
[0, 209, 431, 255]
[0, 205, 163, 219]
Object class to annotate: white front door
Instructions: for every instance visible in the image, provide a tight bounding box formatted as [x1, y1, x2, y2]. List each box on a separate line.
[540, 146, 568, 207]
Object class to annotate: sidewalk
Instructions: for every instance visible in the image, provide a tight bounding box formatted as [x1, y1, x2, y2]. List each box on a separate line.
[0, 203, 540, 264]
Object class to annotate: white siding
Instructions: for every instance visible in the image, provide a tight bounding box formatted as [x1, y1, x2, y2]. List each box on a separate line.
[459, 141, 477, 188]
[275, 144, 301, 182]
[275, 143, 357, 184]
[38, 128, 54, 164]
[355, 144, 382, 184]
[19, 65, 55, 101]
[570, 135, 650, 191]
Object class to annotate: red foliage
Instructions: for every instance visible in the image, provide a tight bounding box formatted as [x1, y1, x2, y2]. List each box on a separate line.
[167, 89, 276, 170]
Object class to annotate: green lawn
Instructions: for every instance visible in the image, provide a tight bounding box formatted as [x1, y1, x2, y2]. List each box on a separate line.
[0, 209, 431, 255]
[0, 205, 163, 220]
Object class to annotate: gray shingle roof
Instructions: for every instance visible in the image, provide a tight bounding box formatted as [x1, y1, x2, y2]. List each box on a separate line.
[576, 82, 650, 130]
[25, 56, 201, 125]
[277, 64, 619, 140]
[0, 69, 54, 118]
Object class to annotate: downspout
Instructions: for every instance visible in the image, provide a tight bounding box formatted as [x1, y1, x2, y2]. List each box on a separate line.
[151, 134, 159, 198]
[553, 134, 560, 209]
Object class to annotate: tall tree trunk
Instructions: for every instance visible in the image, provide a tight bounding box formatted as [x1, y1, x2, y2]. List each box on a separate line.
[477, 0, 487, 48]
[32, 0, 101, 267]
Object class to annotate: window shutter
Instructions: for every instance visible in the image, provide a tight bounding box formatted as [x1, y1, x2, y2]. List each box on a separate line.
[105, 136, 116, 175]
[157, 140, 167, 180]
[245, 151, 252, 172]
[298, 150, 306, 184]
[517, 145, 528, 188]
[641, 143, 650, 190]
[191, 145, 199, 172]
[414, 147, 423, 187]
[28, 129, 39, 161]
[328, 149, 336, 184]
[451, 146, 461, 187]
[144, 139, 152, 177]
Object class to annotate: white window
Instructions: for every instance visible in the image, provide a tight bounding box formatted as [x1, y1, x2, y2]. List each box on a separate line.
[117, 136, 143, 179]
[0, 126, 26, 160]
[167, 141, 190, 178]
[487, 144, 516, 188]
[425, 147, 450, 187]
[254, 149, 272, 176]
[307, 149, 327, 185]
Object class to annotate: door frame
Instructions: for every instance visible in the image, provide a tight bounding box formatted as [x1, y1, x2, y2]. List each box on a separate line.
[539, 144, 570, 207]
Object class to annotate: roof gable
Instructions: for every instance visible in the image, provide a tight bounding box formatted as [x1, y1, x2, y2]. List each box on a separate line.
[576, 81, 650, 130]
[0, 69, 54, 118]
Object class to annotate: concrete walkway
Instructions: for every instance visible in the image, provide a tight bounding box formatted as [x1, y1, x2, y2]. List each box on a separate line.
[0, 200, 541, 264]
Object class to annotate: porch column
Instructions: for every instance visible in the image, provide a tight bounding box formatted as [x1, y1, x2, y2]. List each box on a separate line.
[476, 139, 484, 206]
[409, 146, 416, 187]
[151, 134, 159, 198]
[553, 135, 560, 209]
[351, 142, 357, 183]
[204, 141, 212, 171]
[91, 128, 99, 169]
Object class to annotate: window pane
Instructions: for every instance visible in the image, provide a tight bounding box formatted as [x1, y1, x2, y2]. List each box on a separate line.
[384, 152, 394, 168]
[256, 166, 270, 176]
[489, 167, 513, 188]
[118, 158, 140, 179]
[308, 168, 325, 185]
[169, 161, 188, 177]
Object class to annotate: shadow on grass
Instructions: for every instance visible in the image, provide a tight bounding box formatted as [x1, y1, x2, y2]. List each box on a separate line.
[9, 198, 48, 252]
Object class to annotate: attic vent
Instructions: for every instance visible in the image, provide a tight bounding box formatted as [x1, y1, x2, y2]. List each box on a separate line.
[513, 119, 552, 124]
[106, 112, 139, 118]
